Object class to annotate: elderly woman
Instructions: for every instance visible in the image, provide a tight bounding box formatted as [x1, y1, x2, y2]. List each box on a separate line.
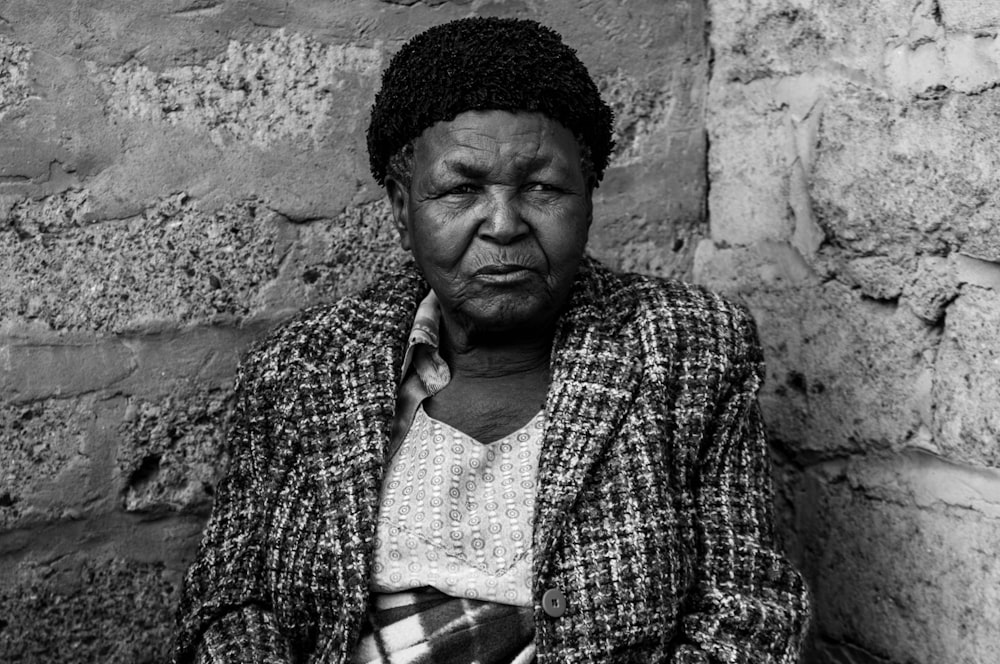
[175, 17, 810, 664]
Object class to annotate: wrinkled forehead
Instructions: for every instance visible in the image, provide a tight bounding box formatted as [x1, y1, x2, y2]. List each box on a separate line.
[413, 111, 581, 178]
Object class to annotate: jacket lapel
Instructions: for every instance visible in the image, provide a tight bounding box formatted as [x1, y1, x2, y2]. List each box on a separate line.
[314, 265, 428, 663]
[532, 260, 645, 577]
[331, 263, 428, 489]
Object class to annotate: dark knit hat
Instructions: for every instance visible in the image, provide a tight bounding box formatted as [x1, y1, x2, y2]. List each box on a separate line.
[366, 17, 614, 186]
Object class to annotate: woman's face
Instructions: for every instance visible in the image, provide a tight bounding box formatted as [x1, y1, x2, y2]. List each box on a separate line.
[387, 110, 593, 336]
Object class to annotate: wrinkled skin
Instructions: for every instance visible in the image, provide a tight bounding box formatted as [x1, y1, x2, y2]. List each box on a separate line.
[386, 110, 593, 347]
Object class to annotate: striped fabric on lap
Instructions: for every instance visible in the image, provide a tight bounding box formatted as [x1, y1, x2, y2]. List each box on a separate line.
[351, 589, 535, 664]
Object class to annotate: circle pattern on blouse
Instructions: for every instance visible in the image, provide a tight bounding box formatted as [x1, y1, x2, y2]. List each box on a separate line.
[371, 405, 545, 606]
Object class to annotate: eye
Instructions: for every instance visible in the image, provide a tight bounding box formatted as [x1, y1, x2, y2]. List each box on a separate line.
[524, 182, 565, 195]
[444, 183, 478, 196]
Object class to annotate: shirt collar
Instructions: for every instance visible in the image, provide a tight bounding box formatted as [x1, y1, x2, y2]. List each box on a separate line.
[400, 289, 451, 394]
[406, 289, 441, 351]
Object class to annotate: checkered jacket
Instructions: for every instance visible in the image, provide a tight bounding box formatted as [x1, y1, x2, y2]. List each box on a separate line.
[174, 257, 810, 664]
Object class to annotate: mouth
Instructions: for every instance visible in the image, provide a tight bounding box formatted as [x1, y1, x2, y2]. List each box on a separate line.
[475, 263, 532, 275]
[473, 263, 537, 284]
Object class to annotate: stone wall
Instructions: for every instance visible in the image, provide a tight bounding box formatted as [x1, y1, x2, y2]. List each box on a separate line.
[6, 1, 997, 662]
[701, 0, 1000, 662]
[0, 1, 706, 661]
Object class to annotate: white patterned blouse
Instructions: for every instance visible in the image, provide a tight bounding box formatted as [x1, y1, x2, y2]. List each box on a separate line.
[371, 403, 544, 607]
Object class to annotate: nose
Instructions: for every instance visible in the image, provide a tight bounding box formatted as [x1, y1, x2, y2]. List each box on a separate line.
[478, 189, 529, 244]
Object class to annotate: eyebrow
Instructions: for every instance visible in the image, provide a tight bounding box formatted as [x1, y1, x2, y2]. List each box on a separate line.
[440, 152, 557, 179]
[441, 160, 489, 179]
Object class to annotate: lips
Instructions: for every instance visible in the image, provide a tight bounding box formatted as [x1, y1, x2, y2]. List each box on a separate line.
[472, 263, 538, 284]
[474, 264, 534, 276]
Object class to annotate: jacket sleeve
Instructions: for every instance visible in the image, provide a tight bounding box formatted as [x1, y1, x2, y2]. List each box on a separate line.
[173, 349, 298, 664]
[673, 307, 811, 663]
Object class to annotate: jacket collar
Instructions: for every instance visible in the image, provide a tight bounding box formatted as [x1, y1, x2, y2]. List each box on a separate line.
[326, 262, 428, 490]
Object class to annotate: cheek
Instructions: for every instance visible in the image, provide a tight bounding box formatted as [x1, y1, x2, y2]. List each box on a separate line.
[535, 208, 590, 266]
[409, 210, 475, 270]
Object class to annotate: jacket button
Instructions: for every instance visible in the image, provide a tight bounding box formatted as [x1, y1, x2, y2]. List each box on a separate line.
[542, 588, 566, 618]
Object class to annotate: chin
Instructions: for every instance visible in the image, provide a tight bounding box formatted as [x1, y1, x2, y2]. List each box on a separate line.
[464, 294, 555, 334]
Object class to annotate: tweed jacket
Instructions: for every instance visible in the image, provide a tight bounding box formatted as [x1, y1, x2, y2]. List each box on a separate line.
[174, 257, 810, 664]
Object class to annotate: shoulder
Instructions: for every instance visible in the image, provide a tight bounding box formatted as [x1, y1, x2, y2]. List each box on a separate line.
[574, 257, 760, 356]
[236, 263, 426, 387]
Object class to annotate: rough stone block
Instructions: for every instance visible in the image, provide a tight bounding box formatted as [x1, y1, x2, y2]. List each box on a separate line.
[261, 198, 410, 310]
[900, 256, 960, 323]
[943, 33, 1000, 94]
[795, 453, 1000, 664]
[0, 398, 102, 529]
[600, 233, 697, 281]
[0, 341, 135, 403]
[709, 1, 833, 80]
[0, 37, 31, 112]
[3, 28, 381, 223]
[883, 41, 946, 98]
[820, 253, 968, 323]
[1, 192, 285, 333]
[745, 283, 936, 460]
[81, 120, 370, 226]
[693, 240, 816, 292]
[708, 99, 796, 245]
[598, 70, 677, 166]
[0, 47, 115, 205]
[707, 75, 826, 255]
[834, 255, 908, 302]
[101, 29, 382, 148]
[119, 326, 261, 396]
[117, 387, 233, 514]
[931, 286, 1000, 467]
[812, 85, 1000, 262]
[0, 556, 178, 663]
[709, 0, 914, 81]
[954, 253, 1000, 290]
[886, 33, 1000, 97]
[0, 136, 74, 182]
[939, 0, 1000, 30]
[590, 147, 708, 280]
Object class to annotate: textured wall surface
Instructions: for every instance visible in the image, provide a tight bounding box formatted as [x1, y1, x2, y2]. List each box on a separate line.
[702, 0, 1000, 662]
[7, 1, 997, 662]
[0, 1, 707, 661]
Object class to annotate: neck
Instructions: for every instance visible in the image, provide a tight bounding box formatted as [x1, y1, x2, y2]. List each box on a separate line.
[440, 317, 554, 379]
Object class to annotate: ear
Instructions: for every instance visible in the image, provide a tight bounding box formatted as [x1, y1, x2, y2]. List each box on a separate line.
[385, 177, 412, 251]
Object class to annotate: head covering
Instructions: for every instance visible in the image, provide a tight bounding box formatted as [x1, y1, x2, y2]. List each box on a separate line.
[366, 17, 614, 186]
